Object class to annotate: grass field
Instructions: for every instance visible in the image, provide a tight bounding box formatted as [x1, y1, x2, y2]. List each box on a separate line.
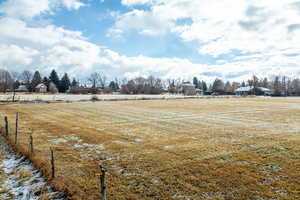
[1, 98, 300, 199]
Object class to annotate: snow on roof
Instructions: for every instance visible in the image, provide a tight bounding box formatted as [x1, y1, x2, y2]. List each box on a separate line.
[235, 86, 270, 92]
[36, 83, 47, 88]
[18, 85, 27, 89]
[181, 82, 195, 87]
[258, 87, 271, 92]
[235, 86, 253, 92]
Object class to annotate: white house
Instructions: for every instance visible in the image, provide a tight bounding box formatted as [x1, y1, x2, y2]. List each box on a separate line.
[35, 83, 47, 93]
[15, 85, 28, 92]
[235, 86, 271, 96]
[180, 82, 196, 96]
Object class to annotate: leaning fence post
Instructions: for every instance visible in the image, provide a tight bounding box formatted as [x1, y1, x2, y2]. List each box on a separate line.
[99, 165, 107, 200]
[29, 134, 34, 157]
[50, 148, 55, 179]
[15, 112, 19, 144]
[4, 116, 9, 136]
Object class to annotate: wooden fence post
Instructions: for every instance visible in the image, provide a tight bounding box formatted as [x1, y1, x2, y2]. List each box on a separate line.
[50, 148, 55, 179]
[29, 134, 34, 157]
[15, 112, 19, 144]
[99, 165, 107, 200]
[4, 116, 8, 136]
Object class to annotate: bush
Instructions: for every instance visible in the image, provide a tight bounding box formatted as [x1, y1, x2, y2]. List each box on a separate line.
[91, 95, 99, 102]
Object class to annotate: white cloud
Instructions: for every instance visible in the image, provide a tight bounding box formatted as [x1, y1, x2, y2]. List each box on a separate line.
[108, 9, 172, 38]
[0, 0, 85, 18]
[121, 0, 152, 6]
[106, 0, 300, 80]
[115, 0, 300, 56]
[0, 0, 300, 83]
[60, 0, 85, 10]
[0, 0, 50, 18]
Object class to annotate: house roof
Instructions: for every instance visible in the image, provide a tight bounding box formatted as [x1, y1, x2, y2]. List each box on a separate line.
[235, 86, 271, 92]
[16, 85, 28, 90]
[259, 87, 271, 92]
[181, 82, 195, 87]
[235, 86, 253, 92]
[36, 83, 47, 88]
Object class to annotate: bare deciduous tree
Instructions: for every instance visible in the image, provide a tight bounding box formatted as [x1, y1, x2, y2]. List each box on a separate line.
[88, 72, 107, 89]
[20, 70, 33, 87]
[49, 82, 58, 94]
[0, 69, 13, 93]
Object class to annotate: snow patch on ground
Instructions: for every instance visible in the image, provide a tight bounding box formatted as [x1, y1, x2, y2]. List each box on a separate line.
[0, 94, 242, 103]
[48, 138, 68, 145]
[0, 137, 65, 200]
[164, 145, 175, 149]
[134, 138, 143, 143]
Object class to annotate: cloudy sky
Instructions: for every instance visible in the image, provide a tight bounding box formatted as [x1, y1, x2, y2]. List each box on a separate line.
[0, 0, 300, 82]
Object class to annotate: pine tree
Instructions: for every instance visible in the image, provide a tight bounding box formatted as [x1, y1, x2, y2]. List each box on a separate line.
[30, 71, 42, 92]
[193, 77, 198, 88]
[224, 81, 231, 94]
[59, 73, 71, 93]
[202, 81, 207, 92]
[43, 77, 50, 91]
[109, 81, 116, 91]
[49, 70, 60, 90]
[273, 76, 281, 96]
[212, 78, 225, 94]
[71, 78, 78, 87]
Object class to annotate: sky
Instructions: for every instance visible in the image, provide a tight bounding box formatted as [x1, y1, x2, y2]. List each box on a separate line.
[0, 0, 300, 82]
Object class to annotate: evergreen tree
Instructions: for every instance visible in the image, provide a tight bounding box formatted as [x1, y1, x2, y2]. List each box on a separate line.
[273, 76, 282, 96]
[71, 78, 78, 87]
[115, 81, 120, 90]
[109, 81, 116, 91]
[193, 77, 199, 88]
[14, 80, 20, 89]
[59, 73, 71, 93]
[212, 78, 225, 94]
[262, 78, 269, 88]
[43, 77, 50, 91]
[30, 71, 42, 92]
[202, 81, 207, 92]
[224, 81, 232, 94]
[49, 70, 60, 90]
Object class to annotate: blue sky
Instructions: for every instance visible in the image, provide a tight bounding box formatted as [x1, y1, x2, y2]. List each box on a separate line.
[0, 0, 300, 82]
[51, 0, 208, 62]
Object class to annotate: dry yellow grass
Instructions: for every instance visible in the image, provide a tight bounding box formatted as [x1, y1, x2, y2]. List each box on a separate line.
[1, 98, 300, 199]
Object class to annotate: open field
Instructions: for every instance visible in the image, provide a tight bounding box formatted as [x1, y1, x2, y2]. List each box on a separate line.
[1, 98, 300, 199]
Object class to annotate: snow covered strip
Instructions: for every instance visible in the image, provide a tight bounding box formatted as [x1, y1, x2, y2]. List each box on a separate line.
[0, 137, 66, 200]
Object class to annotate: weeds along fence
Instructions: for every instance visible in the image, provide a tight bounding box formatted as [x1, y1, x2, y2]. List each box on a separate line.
[0, 113, 108, 200]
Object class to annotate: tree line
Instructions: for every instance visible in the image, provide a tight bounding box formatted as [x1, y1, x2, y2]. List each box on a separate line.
[1, 68, 300, 96]
[0, 69, 76, 93]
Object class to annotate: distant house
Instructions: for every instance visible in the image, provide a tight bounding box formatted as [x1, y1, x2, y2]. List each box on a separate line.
[180, 82, 196, 96]
[15, 85, 28, 92]
[35, 83, 47, 93]
[195, 88, 203, 95]
[235, 86, 271, 96]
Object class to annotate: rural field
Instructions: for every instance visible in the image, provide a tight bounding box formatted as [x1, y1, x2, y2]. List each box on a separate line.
[1, 97, 300, 200]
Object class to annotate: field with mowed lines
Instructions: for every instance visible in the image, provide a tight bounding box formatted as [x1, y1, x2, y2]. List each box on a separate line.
[1, 98, 300, 200]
